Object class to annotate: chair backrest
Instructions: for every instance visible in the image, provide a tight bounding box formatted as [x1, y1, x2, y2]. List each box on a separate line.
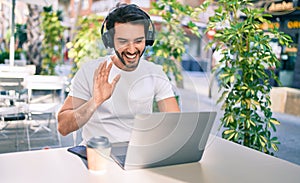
[0, 65, 36, 91]
[0, 77, 24, 91]
[24, 75, 66, 103]
[25, 75, 65, 90]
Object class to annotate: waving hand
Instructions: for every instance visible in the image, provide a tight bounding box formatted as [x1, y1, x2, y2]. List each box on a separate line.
[92, 61, 121, 107]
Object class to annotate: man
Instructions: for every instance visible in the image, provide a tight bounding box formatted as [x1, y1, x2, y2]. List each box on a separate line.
[57, 3, 180, 144]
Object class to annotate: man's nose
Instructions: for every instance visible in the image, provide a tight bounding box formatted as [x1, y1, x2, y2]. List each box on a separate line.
[127, 42, 136, 53]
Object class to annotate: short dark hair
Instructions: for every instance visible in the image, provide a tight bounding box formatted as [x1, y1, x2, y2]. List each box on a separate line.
[105, 3, 151, 38]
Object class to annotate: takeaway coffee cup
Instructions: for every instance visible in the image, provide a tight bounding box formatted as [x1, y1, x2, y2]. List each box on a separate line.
[86, 136, 111, 172]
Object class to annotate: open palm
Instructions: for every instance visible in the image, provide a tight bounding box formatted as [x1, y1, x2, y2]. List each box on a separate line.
[93, 61, 121, 106]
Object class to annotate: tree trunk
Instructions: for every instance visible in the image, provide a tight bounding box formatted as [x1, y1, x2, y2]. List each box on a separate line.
[23, 4, 43, 74]
[70, 0, 83, 41]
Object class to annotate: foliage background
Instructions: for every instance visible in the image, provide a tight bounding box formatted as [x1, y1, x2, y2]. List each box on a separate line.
[149, 0, 207, 87]
[40, 6, 65, 75]
[205, 0, 292, 154]
[67, 14, 107, 77]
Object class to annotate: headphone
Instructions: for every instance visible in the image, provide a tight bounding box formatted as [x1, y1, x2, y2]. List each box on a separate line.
[101, 4, 155, 49]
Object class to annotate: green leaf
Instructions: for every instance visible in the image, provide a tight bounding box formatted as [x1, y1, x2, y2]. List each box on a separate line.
[187, 21, 196, 28]
[230, 75, 235, 83]
[214, 33, 223, 38]
[270, 118, 280, 125]
[249, 119, 256, 127]
[224, 129, 235, 135]
[227, 132, 236, 141]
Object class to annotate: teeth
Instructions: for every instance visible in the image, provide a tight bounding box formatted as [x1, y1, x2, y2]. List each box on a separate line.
[126, 54, 136, 59]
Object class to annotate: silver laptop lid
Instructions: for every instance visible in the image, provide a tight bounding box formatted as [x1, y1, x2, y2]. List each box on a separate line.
[124, 111, 216, 169]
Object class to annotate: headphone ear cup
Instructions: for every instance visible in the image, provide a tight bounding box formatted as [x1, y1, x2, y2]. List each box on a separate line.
[146, 30, 154, 46]
[146, 19, 155, 46]
[102, 32, 113, 48]
[146, 40, 154, 46]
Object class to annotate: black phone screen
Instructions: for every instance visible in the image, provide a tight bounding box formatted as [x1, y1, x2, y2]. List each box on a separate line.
[67, 145, 87, 160]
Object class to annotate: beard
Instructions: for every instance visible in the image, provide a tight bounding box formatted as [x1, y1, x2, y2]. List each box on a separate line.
[115, 50, 143, 71]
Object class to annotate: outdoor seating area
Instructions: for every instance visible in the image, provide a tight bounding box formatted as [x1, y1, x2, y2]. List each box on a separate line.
[0, 108, 60, 152]
[0, 0, 300, 182]
[0, 64, 66, 152]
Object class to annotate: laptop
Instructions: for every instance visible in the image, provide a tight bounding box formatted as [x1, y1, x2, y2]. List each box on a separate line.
[110, 111, 217, 170]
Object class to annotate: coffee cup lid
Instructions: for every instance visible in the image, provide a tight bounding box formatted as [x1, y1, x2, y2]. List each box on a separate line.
[87, 136, 111, 149]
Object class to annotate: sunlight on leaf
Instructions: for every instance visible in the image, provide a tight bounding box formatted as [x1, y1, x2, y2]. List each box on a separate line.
[270, 118, 280, 125]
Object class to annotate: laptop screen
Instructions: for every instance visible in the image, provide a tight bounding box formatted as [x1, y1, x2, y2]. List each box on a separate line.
[110, 111, 216, 170]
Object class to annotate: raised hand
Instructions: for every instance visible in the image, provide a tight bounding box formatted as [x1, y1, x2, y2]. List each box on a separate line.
[92, 61, 121, 107]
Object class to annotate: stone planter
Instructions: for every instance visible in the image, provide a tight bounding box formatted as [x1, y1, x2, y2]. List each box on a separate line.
[270, 87, 300, 116]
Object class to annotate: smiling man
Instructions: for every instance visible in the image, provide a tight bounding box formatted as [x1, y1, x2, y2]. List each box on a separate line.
[57, 3, 180, 144]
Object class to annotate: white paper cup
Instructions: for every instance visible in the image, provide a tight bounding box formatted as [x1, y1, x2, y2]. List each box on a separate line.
[86, 136, 111, 172]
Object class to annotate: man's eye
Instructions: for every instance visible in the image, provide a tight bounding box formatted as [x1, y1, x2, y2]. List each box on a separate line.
[135, 39, 143, 43]
[119, 40, 127, 44]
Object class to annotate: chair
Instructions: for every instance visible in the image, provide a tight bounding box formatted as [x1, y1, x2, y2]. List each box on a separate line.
[0, 105, 28, 151]
[0, 65, 36, 105]
[24, 75, 66, 149]
[0, 86, 28, 144]
[0, 106, 25, 137]
[0, 65, 36, 91]
[0, 77, 24, 92]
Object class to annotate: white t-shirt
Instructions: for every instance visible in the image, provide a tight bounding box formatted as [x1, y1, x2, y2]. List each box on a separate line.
[69, 56, 175, 143]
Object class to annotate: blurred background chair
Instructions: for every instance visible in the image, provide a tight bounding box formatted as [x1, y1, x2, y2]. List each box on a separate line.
[0, 66, 35, 151]
[0, 65, 36, 90]
[24, 75, 66, 149]
[0, 106, 26, 137]
[0, 65, 36, 105]
[0, 104, 28, 151]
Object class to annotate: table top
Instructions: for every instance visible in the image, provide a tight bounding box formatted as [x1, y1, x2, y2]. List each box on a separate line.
[0, 72, 30, 79]
[0, 64, 36, 74]
[0, 136, 299, 183]
[0, 65, 36, 79]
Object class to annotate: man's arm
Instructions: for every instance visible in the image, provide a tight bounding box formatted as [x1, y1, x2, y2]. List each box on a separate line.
[157, 97, 180, 112]
[57, 61, 120, 136]
[57, 96, 98, 136]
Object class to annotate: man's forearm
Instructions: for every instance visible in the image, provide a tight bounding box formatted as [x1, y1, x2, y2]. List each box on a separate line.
[58, 98, 98, 136]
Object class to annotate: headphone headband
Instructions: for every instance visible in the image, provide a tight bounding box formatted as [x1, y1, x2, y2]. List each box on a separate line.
[101, 4, 155, 48]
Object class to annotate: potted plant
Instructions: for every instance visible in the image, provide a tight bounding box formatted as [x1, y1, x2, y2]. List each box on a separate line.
[205, 0, 292, 155]
[149, 0, 206, 87]
[40, 6, 65, 75]
[67, 14, 108, 78]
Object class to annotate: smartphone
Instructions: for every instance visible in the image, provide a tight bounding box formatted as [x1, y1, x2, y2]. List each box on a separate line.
[67, 145, 87, 160]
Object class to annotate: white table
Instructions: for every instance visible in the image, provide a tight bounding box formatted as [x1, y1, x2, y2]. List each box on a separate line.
[0, 136, 299, 183]
[0, 65, 36, 74]
[0, 64, 36, 90]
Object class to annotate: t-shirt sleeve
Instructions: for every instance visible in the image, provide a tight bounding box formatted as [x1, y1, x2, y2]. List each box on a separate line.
[154, 65, 176, 101]
[68, 65, 92, 101]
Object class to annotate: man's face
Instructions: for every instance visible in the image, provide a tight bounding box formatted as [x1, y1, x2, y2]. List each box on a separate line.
[113, 22, 146, 71]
